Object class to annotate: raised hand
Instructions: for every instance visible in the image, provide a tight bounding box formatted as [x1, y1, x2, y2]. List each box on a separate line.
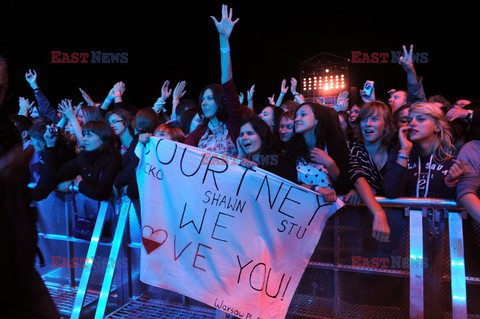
[113, 81, 125, 96]
[335, 91, 349, 112]
[210, 4, 239, 39]
[18, 97, 35, 116]
[445, 107, 469, 122]
[399, 44, 415, 73]
[268, 94, 275, 105]
[173, 80, 187, 102]
[25, 69, 38, 90]
[290, 77, 298, 95]
[247, 84, 255, 102]
[280, 79, 289, 96]
[58, 99, 75, 120]
[160, 80, 172, 101]
[79, 88, 95, 106]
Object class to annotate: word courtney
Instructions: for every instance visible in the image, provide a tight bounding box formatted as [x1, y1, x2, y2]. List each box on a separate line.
[350, 51, 428, 63]
[51, 51, 128, 63]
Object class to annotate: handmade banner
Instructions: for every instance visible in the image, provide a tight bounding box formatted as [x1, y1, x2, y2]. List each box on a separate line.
[136, 138, 344, 319]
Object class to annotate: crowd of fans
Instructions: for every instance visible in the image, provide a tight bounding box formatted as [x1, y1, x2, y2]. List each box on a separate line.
[4, 4, 480, 251]
[2, 4, 480, 317]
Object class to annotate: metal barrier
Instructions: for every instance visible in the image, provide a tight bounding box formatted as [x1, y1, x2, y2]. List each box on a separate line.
[35, 193, 480, 318]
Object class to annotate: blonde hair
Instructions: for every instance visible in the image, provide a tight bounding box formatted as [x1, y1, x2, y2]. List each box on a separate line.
[409, 102, 456, 162]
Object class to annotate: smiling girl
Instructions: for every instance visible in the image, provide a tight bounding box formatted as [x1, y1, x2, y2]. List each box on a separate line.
[236, 116, 296, 182]
[347, 101, 394, 242]
[286, 103, 351, 202]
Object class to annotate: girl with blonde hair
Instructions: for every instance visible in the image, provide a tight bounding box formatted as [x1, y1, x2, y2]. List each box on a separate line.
[383, 102, 461, 199]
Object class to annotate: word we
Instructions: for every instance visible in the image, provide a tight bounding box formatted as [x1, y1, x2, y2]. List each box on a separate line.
[351, 51, 428, 63]
[51, 51, 128, 63]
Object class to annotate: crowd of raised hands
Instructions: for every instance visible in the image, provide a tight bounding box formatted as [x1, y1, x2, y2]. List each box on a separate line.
[10, 4, 480, 247]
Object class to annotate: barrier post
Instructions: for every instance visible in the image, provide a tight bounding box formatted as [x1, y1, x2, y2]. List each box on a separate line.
[94, 198, 131, 319]
[448, 211, 467, 319]
[407, 208, 425, 319]
[70, 201, 109, 319]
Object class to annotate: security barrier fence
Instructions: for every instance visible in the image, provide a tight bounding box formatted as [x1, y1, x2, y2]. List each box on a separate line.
[34, 192, 480, 318]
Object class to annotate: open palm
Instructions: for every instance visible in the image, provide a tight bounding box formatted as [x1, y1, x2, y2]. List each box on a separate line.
[210, 4, 239, 38]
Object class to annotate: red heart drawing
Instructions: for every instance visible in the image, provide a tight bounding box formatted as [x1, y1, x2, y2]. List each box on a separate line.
[142, 226, 168, 254]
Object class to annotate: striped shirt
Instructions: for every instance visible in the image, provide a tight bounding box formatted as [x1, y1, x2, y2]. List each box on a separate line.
[348, 142, 386, 195]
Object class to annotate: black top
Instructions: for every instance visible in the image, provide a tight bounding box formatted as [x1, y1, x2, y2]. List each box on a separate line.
[45, 148, 122, 200]
[383, 145, 456, 199]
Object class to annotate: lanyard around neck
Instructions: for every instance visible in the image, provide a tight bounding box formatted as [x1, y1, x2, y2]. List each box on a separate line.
[416, 154, 434, 198]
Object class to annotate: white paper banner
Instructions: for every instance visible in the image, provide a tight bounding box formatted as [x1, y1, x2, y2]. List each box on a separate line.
[136, 137, 343, 319]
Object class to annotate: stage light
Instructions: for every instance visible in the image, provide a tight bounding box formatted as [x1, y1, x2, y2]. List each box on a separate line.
[300, 52, 349, 105]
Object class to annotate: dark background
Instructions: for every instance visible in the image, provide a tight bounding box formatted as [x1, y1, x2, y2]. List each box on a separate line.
[1, 0, 477, 115]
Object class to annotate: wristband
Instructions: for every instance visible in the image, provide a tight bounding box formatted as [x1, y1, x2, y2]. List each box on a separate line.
[314, 185, 321, 192]
[293, 92, 300, 96]
[69, 184, 79, 192]
[397, 153, 410, 160]
[279, 92, 285, 96]
[220, 47, 230, 53]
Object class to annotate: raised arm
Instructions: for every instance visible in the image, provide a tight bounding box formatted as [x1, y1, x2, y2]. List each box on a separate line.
[171, 80, 186, 120]
[58, 99, 83, 144]
[290, 77, 305, 104]
[79, 88, 96, 106]
[247, 84, 255, 110]
[399, 44, 426, 103]
[334, 91, 349, 112]
[18, 97, 34, 117]
[25, 69, 61, 123]
[100, 87, 115, 111]
[275, 79, 289, 106]
[210, 4, 239, 84]
[153, 80, 172, 114]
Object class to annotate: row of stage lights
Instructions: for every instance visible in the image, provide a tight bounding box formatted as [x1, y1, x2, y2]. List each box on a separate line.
[303, 73, 345, 91]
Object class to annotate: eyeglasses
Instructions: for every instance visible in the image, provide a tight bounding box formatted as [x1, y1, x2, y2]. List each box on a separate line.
[109, 119, 124, 125]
